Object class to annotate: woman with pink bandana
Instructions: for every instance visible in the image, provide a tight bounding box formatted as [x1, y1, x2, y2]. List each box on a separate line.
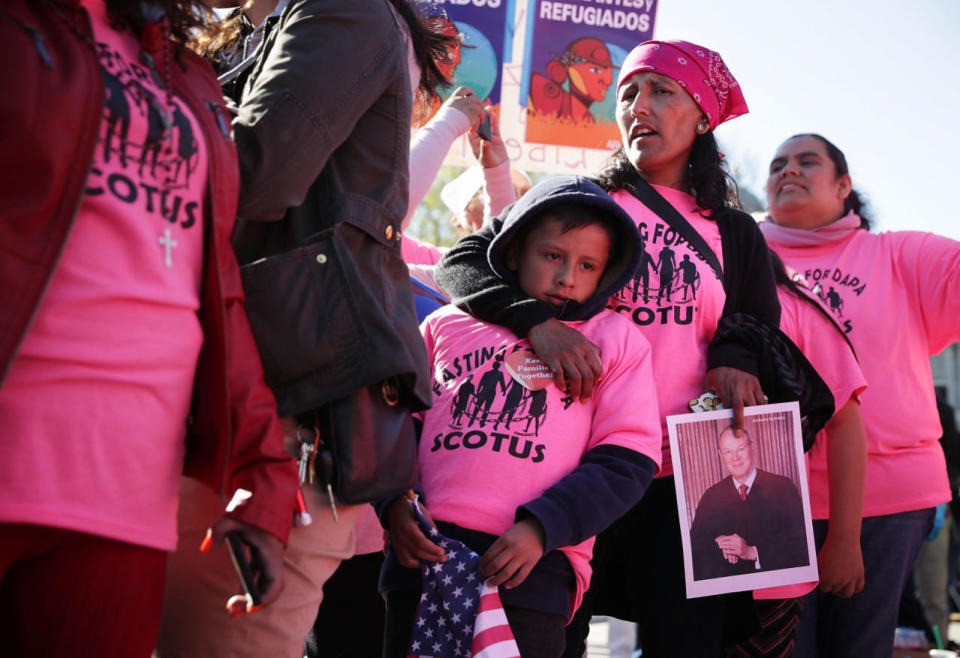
[436, 40, 778, 656]
[761, 134, 960, 657]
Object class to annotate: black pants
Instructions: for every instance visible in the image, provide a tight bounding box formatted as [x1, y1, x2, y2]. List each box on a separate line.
[384, 588, 566, 658]
[563, 477, 758, 658]
[306, 552, 385, 658]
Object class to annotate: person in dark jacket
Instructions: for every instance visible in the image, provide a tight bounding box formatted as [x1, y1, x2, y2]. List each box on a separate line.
[434, 39, 780, 657]
[157, 1, 439, 656]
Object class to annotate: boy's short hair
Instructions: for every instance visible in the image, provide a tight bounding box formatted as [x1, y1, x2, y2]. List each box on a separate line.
[509, 203, 624, 275]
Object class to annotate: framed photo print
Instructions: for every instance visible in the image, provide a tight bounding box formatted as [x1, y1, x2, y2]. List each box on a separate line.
[667, 402, 818, 598]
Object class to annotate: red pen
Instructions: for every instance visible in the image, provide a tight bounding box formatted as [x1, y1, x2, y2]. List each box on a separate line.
[294, 488, 312, 527]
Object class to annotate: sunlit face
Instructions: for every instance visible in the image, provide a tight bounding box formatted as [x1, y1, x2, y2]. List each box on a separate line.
[453, 194, 484, 235]
[511, 171, 533, 199]
[718, 429, 755, 483]
[507, 216, 611, 307]
[569, 61, 612, 102]
[616, 72, 706, 189]
[765, 135, 852, 230]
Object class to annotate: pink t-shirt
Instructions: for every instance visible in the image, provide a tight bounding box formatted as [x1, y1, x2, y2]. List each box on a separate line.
[0, 0, 208, 550]
[779, 284, 868, 520]
[418, 306, 662, 615]
[766, 228, 958, 518]
[755, 285, 868, 600]
[607, 187, 726, 475]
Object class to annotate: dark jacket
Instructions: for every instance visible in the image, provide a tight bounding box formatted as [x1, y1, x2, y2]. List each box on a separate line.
[224, 0, 431, 416]
[0, 0, 298, 543]
[709, 209, 782, 373]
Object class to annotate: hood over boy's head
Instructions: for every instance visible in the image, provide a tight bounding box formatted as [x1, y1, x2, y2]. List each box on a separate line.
[488, 175, 641, 321]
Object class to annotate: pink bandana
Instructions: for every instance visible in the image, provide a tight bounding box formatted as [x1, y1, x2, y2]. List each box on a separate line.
[616, 40, 748, 130]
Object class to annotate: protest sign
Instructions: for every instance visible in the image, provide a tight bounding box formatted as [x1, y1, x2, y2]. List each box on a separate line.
[436, 0, 658, 175]
[667, 403, 818, 599]
[520, 0, 657, 150]
[422, 0, 512, 123]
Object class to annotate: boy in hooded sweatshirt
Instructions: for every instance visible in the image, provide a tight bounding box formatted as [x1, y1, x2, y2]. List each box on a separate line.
[380, 176, 662, 657]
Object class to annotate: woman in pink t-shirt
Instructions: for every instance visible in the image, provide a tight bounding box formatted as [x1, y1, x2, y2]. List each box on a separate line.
[0, 1, 299, 656]
[761, 133, 960, 657]
[435, 40, 781, 657]
[730, 258, 868, 657]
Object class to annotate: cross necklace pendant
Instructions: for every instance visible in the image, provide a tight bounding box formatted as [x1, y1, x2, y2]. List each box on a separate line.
[158, 228, 178, 268]
[46, 2, 182, 270]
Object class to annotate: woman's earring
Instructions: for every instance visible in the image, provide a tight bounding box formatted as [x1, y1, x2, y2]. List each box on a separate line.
[697, 122, 707, 133]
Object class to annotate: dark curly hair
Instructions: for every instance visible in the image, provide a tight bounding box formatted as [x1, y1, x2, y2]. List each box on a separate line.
[414, 12, 459, 101]
[595, 131, 741, 219]
[43, 0, 212, 58]
[785, 133, 872, 230]
[102, 0, 212, 53]
[191, 3, 246, 65]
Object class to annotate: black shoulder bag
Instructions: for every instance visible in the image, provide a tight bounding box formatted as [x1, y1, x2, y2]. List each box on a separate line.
[625, 178, 834, 451]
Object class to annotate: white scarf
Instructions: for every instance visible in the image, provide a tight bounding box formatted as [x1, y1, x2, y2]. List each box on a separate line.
[759, 210, 862, 247]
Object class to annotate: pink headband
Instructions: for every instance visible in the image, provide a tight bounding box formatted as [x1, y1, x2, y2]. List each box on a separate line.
[616, 40, 748, 130]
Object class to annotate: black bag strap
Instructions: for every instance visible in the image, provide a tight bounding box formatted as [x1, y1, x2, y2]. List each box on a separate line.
[626, 178, 725, 285]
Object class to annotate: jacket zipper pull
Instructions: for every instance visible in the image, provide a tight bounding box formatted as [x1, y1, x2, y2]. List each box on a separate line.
[12, 18, 53, 68]
[139, 51, 166, 89]
[208, 101, 231, 138]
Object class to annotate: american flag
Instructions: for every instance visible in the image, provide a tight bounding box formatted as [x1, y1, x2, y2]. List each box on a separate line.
[406, 499, 520, 658]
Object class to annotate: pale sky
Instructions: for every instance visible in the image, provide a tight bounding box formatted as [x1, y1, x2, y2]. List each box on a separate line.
[653, 0, 960, 239]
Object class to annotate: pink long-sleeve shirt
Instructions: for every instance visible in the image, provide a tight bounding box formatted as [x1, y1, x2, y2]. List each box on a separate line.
[402, 107, 516, 265]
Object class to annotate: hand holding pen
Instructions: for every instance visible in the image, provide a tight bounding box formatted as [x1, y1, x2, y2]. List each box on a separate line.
[468, 105, 507, 168]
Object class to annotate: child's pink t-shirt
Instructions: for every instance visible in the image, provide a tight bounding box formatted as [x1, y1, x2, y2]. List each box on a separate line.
[767, 228, 958, 518]
[608, 187, 726, 475]
[755, 286, 868, 600]
[0, 0, 208, 550]
[418, 306, 662, 615]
